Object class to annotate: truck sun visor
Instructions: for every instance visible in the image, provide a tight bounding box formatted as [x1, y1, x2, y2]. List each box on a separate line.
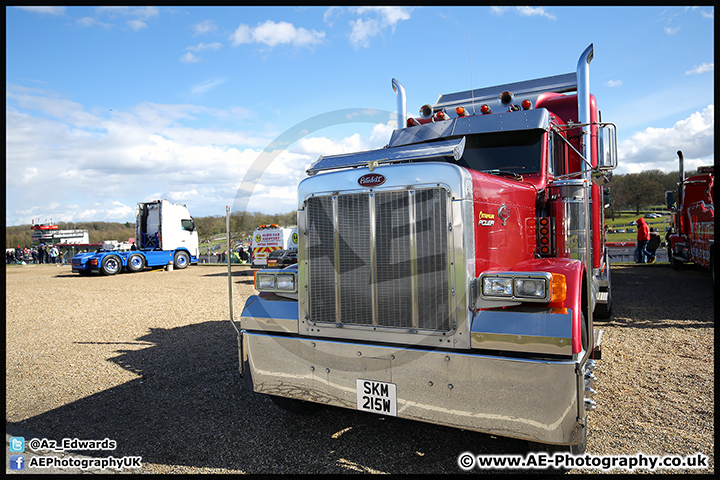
[306, 137, 466, 176]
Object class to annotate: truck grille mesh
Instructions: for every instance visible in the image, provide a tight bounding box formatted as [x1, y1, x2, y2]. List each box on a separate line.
[306, 187, 450, 332]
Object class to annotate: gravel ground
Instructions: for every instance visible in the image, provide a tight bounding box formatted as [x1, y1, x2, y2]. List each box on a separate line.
[5, 262, 714, 474]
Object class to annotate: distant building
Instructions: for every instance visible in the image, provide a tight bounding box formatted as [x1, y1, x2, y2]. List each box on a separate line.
[31, 221, 89, 245]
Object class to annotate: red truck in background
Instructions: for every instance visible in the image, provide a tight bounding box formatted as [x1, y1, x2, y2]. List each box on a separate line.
[666, 151, 715, 282]
[235, 44, 618, 454]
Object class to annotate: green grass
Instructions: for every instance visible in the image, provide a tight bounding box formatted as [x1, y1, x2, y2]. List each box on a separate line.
[604, 210, 671, 243]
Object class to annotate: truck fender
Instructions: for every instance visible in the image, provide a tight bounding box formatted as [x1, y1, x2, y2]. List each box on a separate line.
[511, 258, 587, 354]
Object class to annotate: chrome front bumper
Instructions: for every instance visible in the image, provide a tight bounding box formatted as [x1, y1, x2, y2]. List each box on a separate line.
[241, 330, 585, 445]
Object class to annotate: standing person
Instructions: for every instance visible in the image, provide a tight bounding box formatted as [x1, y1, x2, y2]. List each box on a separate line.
[31, 248, 38, 264]
[635, 217, 650, 263]
[50, 245, 59, 264]
[645, 227, 661, 263]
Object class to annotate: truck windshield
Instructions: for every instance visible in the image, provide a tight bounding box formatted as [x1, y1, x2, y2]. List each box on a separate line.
[455, 129, 544, 175]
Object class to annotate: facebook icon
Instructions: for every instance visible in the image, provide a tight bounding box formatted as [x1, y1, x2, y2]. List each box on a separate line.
[10, 455, 25, 470]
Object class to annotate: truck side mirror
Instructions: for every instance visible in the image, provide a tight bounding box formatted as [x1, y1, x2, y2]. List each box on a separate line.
[597, 123, 618, 171]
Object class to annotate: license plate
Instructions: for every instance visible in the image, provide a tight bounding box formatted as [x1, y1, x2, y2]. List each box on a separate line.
[356, 379, 397, 416]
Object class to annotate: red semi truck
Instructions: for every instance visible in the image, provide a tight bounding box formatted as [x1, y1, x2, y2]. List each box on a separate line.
[666, 151, 714, 281]
[235, 44, 617, 453]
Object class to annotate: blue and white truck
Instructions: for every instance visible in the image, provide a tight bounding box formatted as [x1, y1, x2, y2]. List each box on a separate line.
[71, 199, 199, 275]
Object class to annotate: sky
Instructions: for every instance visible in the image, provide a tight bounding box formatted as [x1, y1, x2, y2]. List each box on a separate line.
[5, 6, 715, 227]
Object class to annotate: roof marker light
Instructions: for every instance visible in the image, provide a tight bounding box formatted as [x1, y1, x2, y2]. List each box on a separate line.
[456, 106, 469, 117]
[499, 91, 514, 105]
[480, 104, 492, 115]
[522, 99, 532, 110]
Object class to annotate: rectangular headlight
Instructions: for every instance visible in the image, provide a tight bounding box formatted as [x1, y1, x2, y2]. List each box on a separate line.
[275, 274, 295, 291]
[478, 272, 552, 303]
[483, 277, 513, 297]
[254, 270, 298, 293]
[256, 273, 276, 290]
[513, 277, 546, 299]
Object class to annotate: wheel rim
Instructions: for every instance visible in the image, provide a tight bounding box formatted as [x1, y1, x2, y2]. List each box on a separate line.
[175, 253, 188, 267]
[105, 257, 120, 274]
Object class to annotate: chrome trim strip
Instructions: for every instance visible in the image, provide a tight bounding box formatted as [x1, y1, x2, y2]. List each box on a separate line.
[369, 192, 378, 326]
[408, 189, 419, 329]
[332, 195, 341, 323]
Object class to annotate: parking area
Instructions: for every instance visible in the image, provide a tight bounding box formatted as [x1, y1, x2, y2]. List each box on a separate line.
[6, 263, 714, 474]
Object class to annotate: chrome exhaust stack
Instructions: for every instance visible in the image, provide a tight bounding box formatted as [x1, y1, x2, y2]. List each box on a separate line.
[392, 78, 407, 130]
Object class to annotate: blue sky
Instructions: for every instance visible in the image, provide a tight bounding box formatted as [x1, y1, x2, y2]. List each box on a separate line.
[5, 6, 714, 226]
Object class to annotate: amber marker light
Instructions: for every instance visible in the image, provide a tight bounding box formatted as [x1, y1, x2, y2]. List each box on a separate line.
[550, 273, 567, 303]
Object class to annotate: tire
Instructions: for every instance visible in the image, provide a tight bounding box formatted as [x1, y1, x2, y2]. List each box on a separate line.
[174, 251, 190, 269]
[126, 253, 145, 273]
[669, 248, 683, 270]
[711, 250, 715, 288]
[269, 395, 323, 415]
[100, 255, 122, 276]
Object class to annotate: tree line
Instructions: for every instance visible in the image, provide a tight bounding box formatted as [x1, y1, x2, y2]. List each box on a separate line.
[605, 169, 688, 219]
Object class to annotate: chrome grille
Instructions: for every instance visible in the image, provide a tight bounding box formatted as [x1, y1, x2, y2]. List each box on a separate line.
[306, 187, 450, 332]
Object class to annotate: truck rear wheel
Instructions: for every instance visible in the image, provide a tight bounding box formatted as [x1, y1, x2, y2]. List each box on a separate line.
[174, 251, 190, 269]
[100, 255, 122, 276]
[126, 254, 145, 273]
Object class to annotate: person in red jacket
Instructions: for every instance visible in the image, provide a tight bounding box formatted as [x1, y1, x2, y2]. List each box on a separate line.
[635, 217, 650, 263]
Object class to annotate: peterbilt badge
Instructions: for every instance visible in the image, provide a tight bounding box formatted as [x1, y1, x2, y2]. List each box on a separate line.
[358, 173, 386, 187]
[498, 204, 511, 226]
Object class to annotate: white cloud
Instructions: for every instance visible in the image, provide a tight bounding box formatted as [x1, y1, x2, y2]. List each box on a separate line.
[229, 20, 325, 48]
[617, 105, 714, 174]
[685, 62, 713, 75]
[606, 80, 622, 87]
[189, 78, 227, 94]
[16, 6, 66, 15]
[126, 20, 147, 31]
[347, 7, 412, 48]
[193, 20, 217, 36]
[181, 52, 200, 63]
[96, 6, 160, 21]
[6, 84, 397, 225]
[664, 25, 681, 35]
[186, 42, 222, 52]
[490, 6, 556, 20]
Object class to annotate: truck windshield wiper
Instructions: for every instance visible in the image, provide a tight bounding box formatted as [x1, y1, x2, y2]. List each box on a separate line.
[482, 169, 524, 181]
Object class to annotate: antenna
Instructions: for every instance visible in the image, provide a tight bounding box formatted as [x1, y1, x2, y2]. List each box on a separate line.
[467, 30, 476, 115]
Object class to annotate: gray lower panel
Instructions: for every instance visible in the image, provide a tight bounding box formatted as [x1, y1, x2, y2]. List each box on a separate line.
[243, 331, 583, 445]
